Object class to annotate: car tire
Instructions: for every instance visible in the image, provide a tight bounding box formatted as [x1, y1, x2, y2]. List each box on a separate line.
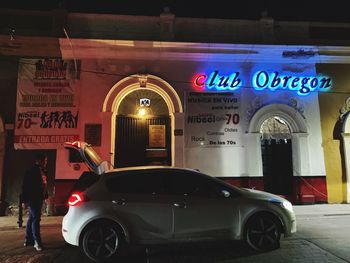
[80, 220, 125, 262]
[245, 213, 281, 252]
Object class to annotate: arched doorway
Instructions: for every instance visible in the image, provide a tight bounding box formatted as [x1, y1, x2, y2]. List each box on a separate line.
[247, 104, 309, 202]
[103, 74, 184, 168]
[115, 89, 171, 167]
[260, 116, 293, 196]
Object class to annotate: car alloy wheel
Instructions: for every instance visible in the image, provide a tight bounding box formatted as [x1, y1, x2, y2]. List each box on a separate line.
[245, 214, 281, 252]
[81, 221, 122, 262]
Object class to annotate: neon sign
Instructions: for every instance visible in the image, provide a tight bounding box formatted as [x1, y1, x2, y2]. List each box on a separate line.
[192, 70, 332, 95]
[192, 71, 241, 91]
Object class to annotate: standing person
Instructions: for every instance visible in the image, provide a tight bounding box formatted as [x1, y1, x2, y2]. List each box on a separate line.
[21, 153, 48, 251]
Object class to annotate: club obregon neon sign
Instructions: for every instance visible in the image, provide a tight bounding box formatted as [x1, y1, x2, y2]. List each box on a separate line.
[192, 70, 332, 96]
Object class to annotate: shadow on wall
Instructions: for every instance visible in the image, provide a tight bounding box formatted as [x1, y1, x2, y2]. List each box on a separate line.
[334, 118, 347, 200]
[0, 200, 8, 216]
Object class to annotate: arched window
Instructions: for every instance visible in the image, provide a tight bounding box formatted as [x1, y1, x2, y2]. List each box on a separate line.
[118, 89, 169, 117]
[260, 116, 291, 140]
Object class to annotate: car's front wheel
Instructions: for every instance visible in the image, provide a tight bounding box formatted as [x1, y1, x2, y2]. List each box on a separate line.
[245, 213, 281, 252]
[80, 220, 125, 262]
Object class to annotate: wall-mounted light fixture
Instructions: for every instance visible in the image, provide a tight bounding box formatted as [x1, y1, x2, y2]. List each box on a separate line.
[136, 98, 152, 117]
[137, 108, 147, 116]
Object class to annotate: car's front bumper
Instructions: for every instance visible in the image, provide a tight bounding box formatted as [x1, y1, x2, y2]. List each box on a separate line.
[285, 217, 297, 236]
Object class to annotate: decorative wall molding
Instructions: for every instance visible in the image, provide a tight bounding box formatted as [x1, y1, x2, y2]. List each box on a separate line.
[246, 97, 262, 125]
[340, 97, 350, 120]
[138, 75, 148, 87]
[288, 97, 305, 118]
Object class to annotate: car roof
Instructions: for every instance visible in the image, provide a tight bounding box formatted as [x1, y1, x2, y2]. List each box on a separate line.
[105, 165, 200, 174]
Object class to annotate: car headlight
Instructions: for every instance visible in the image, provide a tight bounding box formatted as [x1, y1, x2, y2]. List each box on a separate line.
[269, 199, 293, 212]
[281, 201, 293, 212]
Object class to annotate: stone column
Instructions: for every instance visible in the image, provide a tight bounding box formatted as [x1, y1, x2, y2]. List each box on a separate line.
[173, 112, 184, 167]
[291, 133, 310, 176]
[101, 111, 113, 165]
[244, 133, 263, 177]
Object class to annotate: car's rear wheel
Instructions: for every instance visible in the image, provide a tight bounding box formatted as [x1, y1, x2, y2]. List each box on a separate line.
[245, 213, 281, 252]
[80, 220, 124, 262]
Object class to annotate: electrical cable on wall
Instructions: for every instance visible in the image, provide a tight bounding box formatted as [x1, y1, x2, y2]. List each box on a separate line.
[63, 27, 78, 79]
[300, 177, 328, 198]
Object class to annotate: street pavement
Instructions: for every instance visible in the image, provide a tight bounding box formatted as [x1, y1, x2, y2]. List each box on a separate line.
[0, 204, 349, 263]
[292, 204, 350, 262]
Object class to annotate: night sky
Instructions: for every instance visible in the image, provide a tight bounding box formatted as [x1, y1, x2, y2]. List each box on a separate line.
[1, 0, 350, 23]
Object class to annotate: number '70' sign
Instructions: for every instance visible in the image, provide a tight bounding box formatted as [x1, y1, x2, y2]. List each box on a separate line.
[17, 118, 33, 129]
[226, 114, 240, 125]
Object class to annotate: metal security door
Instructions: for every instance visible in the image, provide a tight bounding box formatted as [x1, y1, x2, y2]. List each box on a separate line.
[115, 116, 171, 168]
[261, 139, 293, 196]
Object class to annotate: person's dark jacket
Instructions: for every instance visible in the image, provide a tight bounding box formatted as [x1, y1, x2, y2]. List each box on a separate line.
[21, 164, 48, 204]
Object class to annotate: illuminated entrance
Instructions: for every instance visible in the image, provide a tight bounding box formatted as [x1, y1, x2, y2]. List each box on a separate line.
[103, 74, 184, 168]
[115, 90, 171, 167]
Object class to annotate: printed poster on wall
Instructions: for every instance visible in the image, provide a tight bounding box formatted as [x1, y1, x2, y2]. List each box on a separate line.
[14, 58, 80, 149]
[149, 125, 166, 148]
[185, 92, 242, 147]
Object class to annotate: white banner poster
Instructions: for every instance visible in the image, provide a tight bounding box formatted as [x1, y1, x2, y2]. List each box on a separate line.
[185, 92, 242, 147]
[15, 58, 80, 149]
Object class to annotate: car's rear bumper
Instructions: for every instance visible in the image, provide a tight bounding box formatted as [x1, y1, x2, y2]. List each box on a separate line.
[62, 202, 117, 246]
[62, 208, 81, 246]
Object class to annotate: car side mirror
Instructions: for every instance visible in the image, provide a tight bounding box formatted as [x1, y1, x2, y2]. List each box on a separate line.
[220, 189, 231, 198]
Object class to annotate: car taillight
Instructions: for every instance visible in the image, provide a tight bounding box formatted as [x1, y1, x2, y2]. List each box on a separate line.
[68, 192, 85, 206]
[71, 141, 81, 148]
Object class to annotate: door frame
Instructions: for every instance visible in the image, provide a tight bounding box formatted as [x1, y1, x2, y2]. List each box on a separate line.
[246, 104, 309, 177]
[115, 115, 172, 167]
[102, 74, 184, 168]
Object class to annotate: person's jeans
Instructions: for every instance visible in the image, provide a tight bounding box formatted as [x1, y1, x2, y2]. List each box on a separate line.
[25, 200, 43, 245]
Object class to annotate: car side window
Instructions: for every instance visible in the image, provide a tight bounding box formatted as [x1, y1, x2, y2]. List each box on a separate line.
[164, 171, 221, 197]
[106, 171, 163, 194]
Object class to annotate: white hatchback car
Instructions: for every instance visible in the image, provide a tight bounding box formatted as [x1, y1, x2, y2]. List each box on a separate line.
[62, 141, 296, 262]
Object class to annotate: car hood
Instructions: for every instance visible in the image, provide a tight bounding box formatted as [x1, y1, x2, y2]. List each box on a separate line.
[241, 188, 289, 203]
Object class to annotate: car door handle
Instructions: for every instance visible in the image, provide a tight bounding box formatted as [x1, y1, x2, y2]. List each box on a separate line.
[112, 199, 126, 206]
[173, 202, 187, 208]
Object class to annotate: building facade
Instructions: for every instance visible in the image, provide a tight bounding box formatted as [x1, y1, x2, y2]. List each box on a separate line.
[1, 8, 350, 213]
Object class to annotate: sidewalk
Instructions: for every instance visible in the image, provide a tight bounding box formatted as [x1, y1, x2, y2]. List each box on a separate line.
[293, 203, 350, 216]
[0, 215, 63, 230]
[0, 204, 350, 263]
